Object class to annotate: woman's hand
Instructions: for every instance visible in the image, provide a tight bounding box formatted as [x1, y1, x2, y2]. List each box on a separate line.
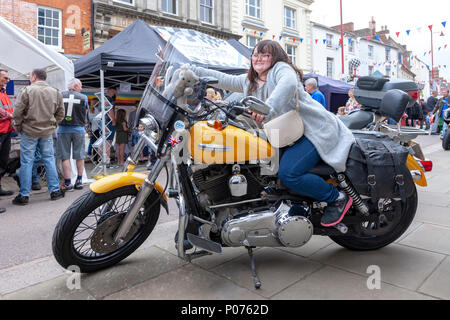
[251, 112, 265, 123]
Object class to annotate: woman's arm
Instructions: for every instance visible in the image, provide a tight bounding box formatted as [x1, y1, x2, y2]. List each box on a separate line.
[265, 63, 299, 117]
[122, 121, 129, 132]
[192, 66, 247, 93]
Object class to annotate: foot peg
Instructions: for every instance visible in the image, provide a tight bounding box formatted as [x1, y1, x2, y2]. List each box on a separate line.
[186, 233, 222, 254]
[334, 223, 348, 234]
[246, 247, 261, 289]
[167, 188, 179, 198]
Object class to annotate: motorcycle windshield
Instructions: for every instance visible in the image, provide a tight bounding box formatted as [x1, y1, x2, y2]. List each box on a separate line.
[135, 33, 250, 131]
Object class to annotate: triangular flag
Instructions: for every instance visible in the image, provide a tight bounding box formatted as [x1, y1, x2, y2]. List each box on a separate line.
[260, 32, 263, 37]
[428, 25, 433, 31]
[300, 38, 304, 43]
[348, 38, 352, 45]
[279, 36, 283, 41]
[445, 44, 448, 49]
[411, 56, 414, 60]
[254, 30, 257, 35]
[375, 35, 380, 40]
[396, 32, 400, 37]
[366, 36, 371, 41]
[272, 35, 275, 40]
[315, 39, 318, 44]
[406, 30, 411, 35]
[293, 38, 296, 42]
[242, 27, 246, 31]
[439, 47, 442, 51]
[442, 21, 447, 28]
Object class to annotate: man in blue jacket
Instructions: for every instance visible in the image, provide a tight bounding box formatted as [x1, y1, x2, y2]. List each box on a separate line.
[305, 78, 326, 108]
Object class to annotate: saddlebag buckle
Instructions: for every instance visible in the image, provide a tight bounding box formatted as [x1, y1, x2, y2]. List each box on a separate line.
[395, 174, 405, 186]
[367, 175, 376, 186]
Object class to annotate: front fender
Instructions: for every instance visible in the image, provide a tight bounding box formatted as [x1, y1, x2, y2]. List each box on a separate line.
[90, 172, 168, 209]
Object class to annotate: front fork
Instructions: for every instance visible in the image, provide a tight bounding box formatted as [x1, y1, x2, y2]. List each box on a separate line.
[113, 131, 167, 244]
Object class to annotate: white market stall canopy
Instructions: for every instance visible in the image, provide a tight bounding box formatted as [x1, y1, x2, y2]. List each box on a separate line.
[0, 16, 74, 90]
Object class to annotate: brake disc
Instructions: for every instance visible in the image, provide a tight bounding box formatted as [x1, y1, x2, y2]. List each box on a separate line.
[90, 213, 139, 254]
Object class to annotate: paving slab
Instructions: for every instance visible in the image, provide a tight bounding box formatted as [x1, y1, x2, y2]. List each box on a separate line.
[416, 191, 450, 208]
[105, 264, 265, 300]
[272, 266, 435, 300]
[415, 203, 450, 228]
[399, 224, 450, 255]
[77, 246, 187, 299]
[309, 243, 445, 291]
[0, 256, 66, 295]
[3, 275, 95, 300]
[395, 220, 424, 243]
[419, 256, 450, 300]
[210, 247, 323, 298]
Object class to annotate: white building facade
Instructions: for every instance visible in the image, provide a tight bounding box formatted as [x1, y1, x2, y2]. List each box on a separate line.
[311, 22, 401, 82]
[230, 0, 314, 72]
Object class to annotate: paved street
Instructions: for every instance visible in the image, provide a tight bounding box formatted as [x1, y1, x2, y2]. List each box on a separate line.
[1, 134, 449, 300]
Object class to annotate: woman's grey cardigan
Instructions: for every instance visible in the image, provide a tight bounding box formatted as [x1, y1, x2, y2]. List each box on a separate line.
[192, 62, 355, 173]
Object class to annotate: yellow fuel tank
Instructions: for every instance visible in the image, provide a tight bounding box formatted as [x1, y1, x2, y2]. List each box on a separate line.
[188, 121, 274, 164]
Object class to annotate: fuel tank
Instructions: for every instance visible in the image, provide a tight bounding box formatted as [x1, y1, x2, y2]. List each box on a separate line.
[188, 121, 274, 164]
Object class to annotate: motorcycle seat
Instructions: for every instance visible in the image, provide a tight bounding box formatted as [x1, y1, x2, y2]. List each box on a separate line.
[308, 161, 336, 177]
[339, 109, 374, 130]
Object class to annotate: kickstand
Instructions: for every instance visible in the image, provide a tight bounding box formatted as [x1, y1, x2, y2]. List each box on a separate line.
[246, 246, 261, 289]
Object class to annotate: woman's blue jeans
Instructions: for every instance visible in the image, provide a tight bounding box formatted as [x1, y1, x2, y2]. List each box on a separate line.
[19, 132, 60, 196]
[278, 136, 339, 203]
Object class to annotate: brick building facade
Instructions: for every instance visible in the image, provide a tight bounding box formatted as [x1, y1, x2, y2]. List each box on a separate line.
[0, 0, 92, 55]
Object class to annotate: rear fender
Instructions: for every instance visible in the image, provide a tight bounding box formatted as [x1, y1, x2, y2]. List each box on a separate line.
[90, 172, 169, 213]
[407, 155, 427, 187]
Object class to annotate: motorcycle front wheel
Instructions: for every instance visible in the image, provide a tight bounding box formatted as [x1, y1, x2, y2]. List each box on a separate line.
[330, 183, 418, 251]
[52, 185, 161, 273]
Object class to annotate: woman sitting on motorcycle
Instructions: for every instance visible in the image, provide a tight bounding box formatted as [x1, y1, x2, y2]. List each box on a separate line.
[190, 40, 355, 227]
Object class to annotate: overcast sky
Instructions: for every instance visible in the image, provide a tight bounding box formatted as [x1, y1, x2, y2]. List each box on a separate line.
[310, 0, 450, 79]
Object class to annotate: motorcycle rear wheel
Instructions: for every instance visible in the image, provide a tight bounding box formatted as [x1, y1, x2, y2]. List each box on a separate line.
[330, 185, 418, 251]
[442, 129, 450, 150]
[52, 185, 160, 273]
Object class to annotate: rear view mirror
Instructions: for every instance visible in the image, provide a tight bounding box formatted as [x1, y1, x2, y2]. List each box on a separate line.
[242, 96, 271, 116]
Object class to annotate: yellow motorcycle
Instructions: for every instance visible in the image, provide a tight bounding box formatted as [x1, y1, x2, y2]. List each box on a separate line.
[52, 39, 419, 289]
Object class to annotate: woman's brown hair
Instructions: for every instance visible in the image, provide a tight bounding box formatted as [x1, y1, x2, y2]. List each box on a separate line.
[248, 40, 303, 93]
[116, 109, 127, 123]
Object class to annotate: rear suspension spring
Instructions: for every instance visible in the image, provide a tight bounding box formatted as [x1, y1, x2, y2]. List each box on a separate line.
[336, 174, 369, 216]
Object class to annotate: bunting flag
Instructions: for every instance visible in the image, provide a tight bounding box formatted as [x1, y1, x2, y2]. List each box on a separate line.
[366, 36, 371, 41]
[254, 30, 257, 35]
[300, 38, 304, 43]
[323, 39, 327, 45]
[375, 35, 380, 40]
[439, 47, 442, 51]
[272, 35, 275, 40]
[443, 21, 447, 28]
[242, 27, 246, 31]
[396, 32, 400, 37]
[428, 25, 433, 31]
[348, 38, 352, 45]
[293, 38, 296, 42]
[406, 30, 411, 35]
[279, 36, 282, 41]
[260, 32, 263, 37]
[445, 44, 448, 49]
[315, 39, 318, 44]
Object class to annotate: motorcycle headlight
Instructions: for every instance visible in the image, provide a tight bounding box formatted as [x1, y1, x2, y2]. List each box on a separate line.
[140, 115, 161, 141]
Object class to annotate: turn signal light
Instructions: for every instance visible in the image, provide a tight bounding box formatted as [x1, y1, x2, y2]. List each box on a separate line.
[212, 120, 223, 131]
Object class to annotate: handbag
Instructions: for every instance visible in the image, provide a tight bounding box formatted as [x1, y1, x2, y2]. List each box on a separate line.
[263, 90, 304, 148]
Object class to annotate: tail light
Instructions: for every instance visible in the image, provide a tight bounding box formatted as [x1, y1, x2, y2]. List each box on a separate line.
[419, 159, 433, 172]
[408, 90, 420, 101]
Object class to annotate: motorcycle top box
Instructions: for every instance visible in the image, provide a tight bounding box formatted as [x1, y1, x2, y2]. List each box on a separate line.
[354, 76, 419, 121]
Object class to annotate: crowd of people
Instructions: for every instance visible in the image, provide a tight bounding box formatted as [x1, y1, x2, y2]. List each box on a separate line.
[0, 68, 146, 214]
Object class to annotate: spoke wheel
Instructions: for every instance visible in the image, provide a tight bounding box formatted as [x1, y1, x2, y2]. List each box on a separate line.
[52, 185, 160, 272]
